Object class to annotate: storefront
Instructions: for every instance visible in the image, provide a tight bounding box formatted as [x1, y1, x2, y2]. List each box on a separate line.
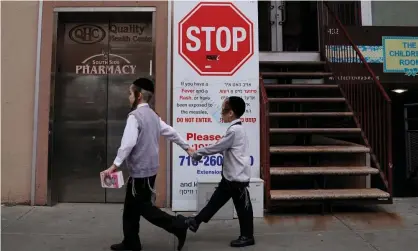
[2, 1, 170, 206]
[2, 1, 417, 207]
[44, 3, 170, 206]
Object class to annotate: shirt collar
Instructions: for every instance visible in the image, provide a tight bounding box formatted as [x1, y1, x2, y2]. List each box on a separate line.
[231, 119, 241, 125]
[137, 103, 149, 108]
[227, 119, 242, 130]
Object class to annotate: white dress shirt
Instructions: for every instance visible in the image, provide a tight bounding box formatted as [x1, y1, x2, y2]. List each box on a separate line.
[193, 119, 251, 182]
[114, 103, 189, 167]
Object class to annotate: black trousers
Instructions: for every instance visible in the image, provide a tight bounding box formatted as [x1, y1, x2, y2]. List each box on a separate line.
[123, 175, 178, 245]
[195, 177, 254, 237]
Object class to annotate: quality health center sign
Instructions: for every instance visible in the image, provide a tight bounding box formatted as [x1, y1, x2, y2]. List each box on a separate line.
[172, 1, 260, 211]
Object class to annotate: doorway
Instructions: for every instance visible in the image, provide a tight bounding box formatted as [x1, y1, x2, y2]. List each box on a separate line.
[49, 10, 155, 203]
[258, 1, 319, 52]
[258, 1, 362, 52]
[389, 87, 418, 197]
[405, 104, 418, 182]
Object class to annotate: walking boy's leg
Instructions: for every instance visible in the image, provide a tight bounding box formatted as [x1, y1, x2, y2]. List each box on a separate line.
[186, 178, 231, 232]
[111, 178, 142, 251]
[138, 175, 188, 251]
[230, 182, 254, 247]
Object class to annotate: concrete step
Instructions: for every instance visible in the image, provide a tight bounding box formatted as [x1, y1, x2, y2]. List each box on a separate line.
[270, 145, 370, 154]
[268, 97, 345, 103]
[270, 112, 353, 117]
[270, 188, 390, 200]
[264, 84, 338, 89]
[270, 128, 361, 134]
[270, 166, 379, 176]
[261, 72, 333, 78]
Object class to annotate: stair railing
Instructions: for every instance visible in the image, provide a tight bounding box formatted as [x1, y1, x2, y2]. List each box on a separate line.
[318, 2, 393, 195]
[259, 75, 271, 208]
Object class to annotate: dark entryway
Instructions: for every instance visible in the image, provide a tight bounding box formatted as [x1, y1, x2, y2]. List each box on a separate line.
[258, 1, 361, 52]
[49, 11, 155, 203]
[258, 1, 319, 52]
[389, 87, 418, 197]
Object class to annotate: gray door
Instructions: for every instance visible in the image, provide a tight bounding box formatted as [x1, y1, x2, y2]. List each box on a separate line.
[51, 12, 155, 203]
[270, 1, 285, 51]
[106, 12, 155, 202]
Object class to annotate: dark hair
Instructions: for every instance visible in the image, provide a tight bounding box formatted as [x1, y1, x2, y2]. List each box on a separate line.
[130, 84, 141, 111]
[133, 78, 154, 93]
[130, 78, 154, 111]
[222, 96, 246, 118]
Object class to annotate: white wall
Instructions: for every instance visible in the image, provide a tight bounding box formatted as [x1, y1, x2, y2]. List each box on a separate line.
[363, 1, 418, 27]
[1, 1, 39, 204]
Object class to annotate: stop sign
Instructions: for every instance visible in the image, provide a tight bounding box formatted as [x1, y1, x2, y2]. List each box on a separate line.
[179, 2, 254, 76]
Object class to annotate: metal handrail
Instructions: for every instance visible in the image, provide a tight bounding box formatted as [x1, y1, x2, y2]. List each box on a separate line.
[319, 1, 393, 195]
[259, 75, 271, 207]
[324, 3, 390, 102]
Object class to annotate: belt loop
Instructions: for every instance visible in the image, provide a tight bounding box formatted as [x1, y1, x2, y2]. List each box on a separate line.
[131, 177, 137, 197]
[239, 184, 250, 209]
[147, 177, 157, 205]
[147, 177, 157, 194]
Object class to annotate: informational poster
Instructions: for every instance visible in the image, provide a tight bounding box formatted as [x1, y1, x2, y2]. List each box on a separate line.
[328, 27, 418, 83]
[172, 1, 260, 211]
[382, 36, 418, 77]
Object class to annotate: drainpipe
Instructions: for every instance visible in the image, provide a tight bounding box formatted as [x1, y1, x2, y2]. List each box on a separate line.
[31, 0, 44, 206]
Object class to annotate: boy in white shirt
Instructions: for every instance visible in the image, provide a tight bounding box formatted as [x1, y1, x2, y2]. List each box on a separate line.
[186, 96, 255, 247]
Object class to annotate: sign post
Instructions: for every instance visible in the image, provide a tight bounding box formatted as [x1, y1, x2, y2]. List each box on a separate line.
[172, 1, 259, 211]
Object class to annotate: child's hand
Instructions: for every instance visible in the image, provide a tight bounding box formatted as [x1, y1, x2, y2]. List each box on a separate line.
[192, 153, 203, 162]
[186, 147, 195, 156]
[103, 164, 117, 177]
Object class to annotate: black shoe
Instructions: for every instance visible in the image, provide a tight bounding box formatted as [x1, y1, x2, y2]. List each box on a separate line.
[184, 217, 200, 233]
[230, 236, 255, 247]
[110, 242, 142, 251]
[173, 215, 188, 251]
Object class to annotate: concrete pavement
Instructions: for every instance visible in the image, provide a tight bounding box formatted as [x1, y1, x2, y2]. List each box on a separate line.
[1, 198, 418, 251]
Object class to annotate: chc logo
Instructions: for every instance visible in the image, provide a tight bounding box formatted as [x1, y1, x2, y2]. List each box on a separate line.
[69, 24, 106, 44]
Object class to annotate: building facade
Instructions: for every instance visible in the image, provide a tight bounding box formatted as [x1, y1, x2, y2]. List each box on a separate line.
[1, 1, 417, 207]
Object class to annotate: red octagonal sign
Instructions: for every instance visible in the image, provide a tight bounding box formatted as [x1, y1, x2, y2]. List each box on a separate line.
[179, 2, 254, 76]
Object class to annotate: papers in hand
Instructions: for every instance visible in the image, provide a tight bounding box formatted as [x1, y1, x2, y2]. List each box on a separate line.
[100, 171, 125, 189]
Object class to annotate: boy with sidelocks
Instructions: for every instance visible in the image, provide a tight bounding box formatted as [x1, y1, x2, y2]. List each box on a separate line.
[186, 96, 255, 247]
[103, 78, 194, 251]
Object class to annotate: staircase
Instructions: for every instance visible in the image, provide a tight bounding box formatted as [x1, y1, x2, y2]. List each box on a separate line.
[259, 55, 391, 212]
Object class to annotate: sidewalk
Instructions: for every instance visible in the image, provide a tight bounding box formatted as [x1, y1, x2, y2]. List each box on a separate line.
[2, 198, 418, 251]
